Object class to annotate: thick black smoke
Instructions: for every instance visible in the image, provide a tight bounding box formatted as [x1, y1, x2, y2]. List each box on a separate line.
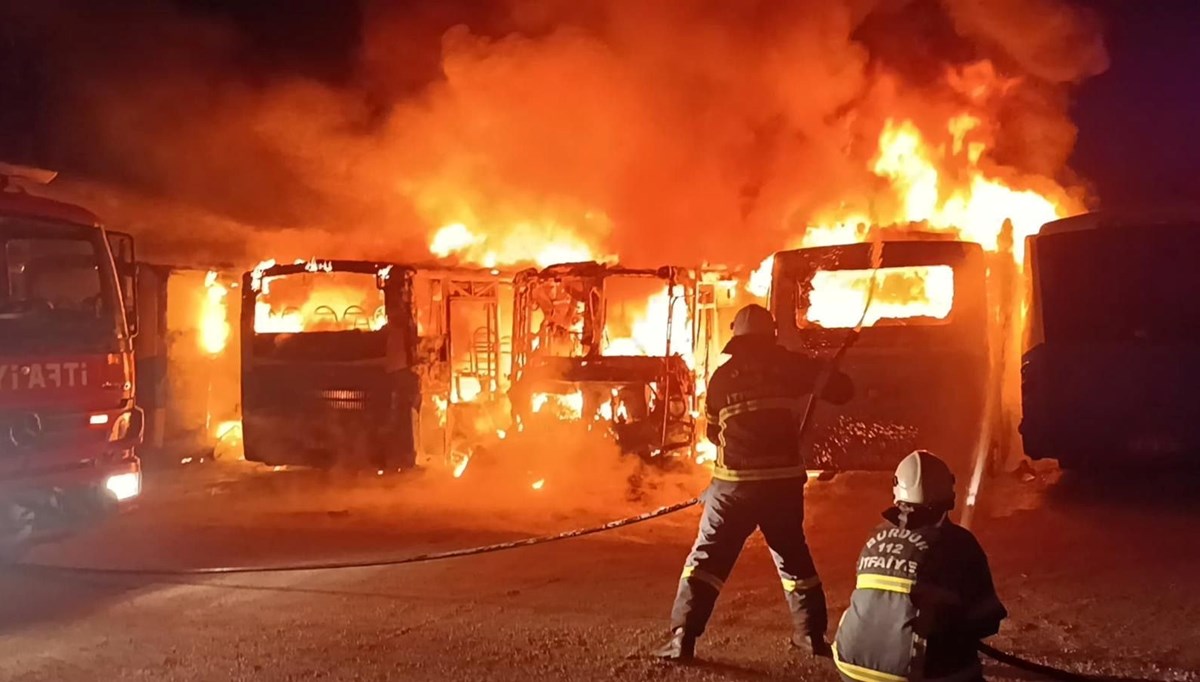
[0, 0, 1106, 266]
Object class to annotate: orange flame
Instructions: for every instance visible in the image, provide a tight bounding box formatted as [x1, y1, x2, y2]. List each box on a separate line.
[604, 286, 693, 364]
[531, 390, 584, 419]
[200, 271, 230, 355]
[800, 115, 1070, 260]
[253, 274, 388, 334]
[747, 256, 774, 298]
[805, 266, 955, 329]
[430, 221, 604, 268]
[747, 111, 1075, 301]
[432, 395, 449, 430]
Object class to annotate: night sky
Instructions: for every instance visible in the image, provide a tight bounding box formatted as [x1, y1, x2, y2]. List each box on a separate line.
[1, 0, 1197, 210]
[1070, 0, 1200, 207]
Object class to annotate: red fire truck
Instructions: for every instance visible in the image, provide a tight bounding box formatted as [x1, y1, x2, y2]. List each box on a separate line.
[0, 163, 142, 550]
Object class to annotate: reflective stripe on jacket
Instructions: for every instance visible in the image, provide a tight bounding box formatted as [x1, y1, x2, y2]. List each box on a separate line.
[704, 337, 851, 481]
[834, 509, 1006, 682]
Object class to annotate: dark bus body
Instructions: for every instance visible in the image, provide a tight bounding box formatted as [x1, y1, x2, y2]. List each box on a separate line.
[240, 260, 419, 470]
[770, 239, 991, 473]
[1021, 212, 1200, 468]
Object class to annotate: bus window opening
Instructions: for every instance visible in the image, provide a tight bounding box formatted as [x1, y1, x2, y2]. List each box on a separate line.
[254, 271, 387, 334]
[798, 265, 955, 329]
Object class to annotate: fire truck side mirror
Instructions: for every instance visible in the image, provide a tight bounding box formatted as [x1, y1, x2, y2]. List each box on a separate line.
[106, 231, 138, 338]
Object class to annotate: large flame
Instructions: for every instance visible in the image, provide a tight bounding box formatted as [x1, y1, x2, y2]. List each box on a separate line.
[800, 115, 1071, 261]
[200, 271, 230, 355]
[604, 285, 693, 363]
[745, 111, 1074, 308]
[431, 221, 604, 268]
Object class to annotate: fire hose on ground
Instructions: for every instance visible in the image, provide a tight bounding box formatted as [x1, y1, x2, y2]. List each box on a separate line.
[18, 496, 701, 575]
[16, 495, 1169, 682]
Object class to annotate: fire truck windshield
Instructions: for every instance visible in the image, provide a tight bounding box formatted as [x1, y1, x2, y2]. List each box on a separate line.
[0, 216, 123, 353]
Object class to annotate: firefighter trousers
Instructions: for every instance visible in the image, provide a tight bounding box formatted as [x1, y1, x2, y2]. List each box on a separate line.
[669, 477, 827, 638]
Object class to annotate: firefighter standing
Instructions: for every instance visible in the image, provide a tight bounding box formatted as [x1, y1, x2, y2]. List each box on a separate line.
[657, 304, 853, 661]
[834, 450, 1007, 682]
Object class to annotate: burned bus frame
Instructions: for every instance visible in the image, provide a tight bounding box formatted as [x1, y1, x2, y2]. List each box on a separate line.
[770, 239, 993, 473]
[240, 259, 514, 470]
[240, 259, 420, 469]
[510, 262, 703, 459]
[410, 268, 514, 462]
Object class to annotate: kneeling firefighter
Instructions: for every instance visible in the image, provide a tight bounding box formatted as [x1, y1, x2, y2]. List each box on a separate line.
[834, 450, 1007, 682]
[657, 304, 853, 661]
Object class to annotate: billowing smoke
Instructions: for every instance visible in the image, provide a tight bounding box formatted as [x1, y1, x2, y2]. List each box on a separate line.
[6, 0, 1106, 267]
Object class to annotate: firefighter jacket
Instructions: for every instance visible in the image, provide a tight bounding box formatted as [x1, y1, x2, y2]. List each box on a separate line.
[834, 507, 1007, 682]
[704, 336, 852, 482]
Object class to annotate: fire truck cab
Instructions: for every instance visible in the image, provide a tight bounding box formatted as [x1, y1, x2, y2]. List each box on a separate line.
[0, 164, 142, 548]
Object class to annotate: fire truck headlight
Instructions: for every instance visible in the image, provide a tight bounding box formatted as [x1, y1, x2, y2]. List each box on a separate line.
[104, 471, 141, 501]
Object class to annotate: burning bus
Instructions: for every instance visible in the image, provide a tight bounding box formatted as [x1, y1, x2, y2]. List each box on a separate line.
[769, 238, 994, 473]
[240, 258, 512, 470]
[1021, 211, 1200, 469]
[0, 164, 143, 546]
[509, 261, 735, 461]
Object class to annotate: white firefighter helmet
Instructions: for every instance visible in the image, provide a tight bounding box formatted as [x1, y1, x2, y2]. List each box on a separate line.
[893, 450, 956, 508]
[730, 304, 776, 338]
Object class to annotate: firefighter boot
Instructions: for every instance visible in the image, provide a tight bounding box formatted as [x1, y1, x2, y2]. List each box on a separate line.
[655, 629, 696, 661]
[790, 632, 833, 658]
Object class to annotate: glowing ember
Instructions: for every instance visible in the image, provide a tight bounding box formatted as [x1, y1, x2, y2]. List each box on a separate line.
[453, 377, 483, 403]
[805, 266, 955, 328]
[452, 453, 471, 478]
[531, 479, 545, 490]
[200, 271, 230, 355]
[250, 259, 276, 292]
[432, 395, 449, 427]
[214, 419, 241, 440]
[531, 391, 584, 419]
[597, 389, 630, 422]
